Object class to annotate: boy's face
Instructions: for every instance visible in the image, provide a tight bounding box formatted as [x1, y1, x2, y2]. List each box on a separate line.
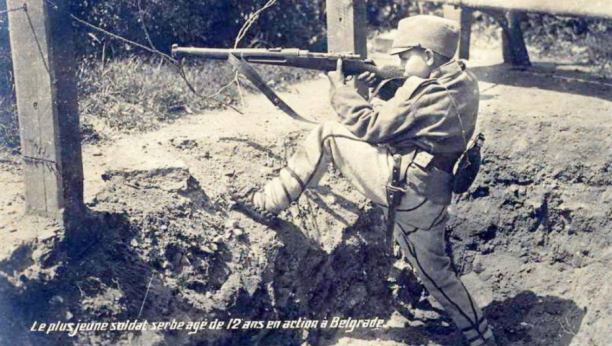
[398, 48, 434, 79]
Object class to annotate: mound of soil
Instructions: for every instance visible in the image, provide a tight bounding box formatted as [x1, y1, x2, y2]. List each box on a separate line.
[0, 165, 425, 345]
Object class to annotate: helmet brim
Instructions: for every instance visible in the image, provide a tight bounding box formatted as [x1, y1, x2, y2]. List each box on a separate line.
[390, 46, 419, 55]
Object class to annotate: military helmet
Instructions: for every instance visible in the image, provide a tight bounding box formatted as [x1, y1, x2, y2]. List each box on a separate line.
[391, 15, 460, 59]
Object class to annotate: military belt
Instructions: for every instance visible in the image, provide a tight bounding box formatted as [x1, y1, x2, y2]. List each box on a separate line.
[428, 153, 460, 174]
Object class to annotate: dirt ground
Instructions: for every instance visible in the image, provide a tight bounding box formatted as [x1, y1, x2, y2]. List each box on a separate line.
[1, 41, 611, 346]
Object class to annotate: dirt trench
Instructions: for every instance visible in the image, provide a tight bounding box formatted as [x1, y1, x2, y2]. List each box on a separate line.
[0, 162, 425, 346]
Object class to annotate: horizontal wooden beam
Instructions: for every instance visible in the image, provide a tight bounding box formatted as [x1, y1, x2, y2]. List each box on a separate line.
[412, 0, 612, 19]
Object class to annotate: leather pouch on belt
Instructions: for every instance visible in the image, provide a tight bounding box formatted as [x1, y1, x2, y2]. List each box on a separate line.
[406, 163, 430, 197]
[405, 153, 453, 206]
[425, 168, 453, 205]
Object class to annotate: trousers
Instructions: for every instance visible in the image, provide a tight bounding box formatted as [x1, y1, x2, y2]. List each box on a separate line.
[255, 122, 494, 345]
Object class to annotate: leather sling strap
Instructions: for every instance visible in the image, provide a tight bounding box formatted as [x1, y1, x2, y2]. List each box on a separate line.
[228, 54, 317, 124]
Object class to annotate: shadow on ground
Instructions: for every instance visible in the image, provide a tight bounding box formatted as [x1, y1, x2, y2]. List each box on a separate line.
[0, 182, 407, 346]
[472, 63, 612, 102]
[485, 291, 585, 346]
[316, 290, 585, 346]
[245, 208, 400, 346]
[0, 211, 157, 345]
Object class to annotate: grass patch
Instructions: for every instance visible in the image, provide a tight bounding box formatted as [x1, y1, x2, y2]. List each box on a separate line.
[0, 95, 19, 160]
[77, 56, 319, 143]
[77, 56, 239, 142]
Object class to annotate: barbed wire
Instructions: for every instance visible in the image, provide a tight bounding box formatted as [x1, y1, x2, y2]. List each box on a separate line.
[0, 6, 26, 15]
[69, 14, 176, 63]
[67, 3, 246, 114]
[2, 0, 280, 115]
[125, 0, 245, 114]
[41, 0, 282, 115]
[234, 0, 278, 49]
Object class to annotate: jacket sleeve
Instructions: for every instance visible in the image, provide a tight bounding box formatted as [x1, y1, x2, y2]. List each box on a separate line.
[330, 76, 435, 143]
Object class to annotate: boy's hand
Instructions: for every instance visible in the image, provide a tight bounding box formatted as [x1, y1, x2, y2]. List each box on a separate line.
[357, 71, 378, 87]
[327, 59, 346, 91]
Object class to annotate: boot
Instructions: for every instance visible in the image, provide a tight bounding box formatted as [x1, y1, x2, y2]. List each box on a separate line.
[478, 333, 499, 346]
[483, 337, 499, 346]
[227, 185, 279, 227]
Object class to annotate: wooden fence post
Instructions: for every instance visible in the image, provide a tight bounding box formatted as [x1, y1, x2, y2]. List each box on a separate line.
[327, 0, 369, 97]
[7, 0, 84, 221]
[501, 11, 531, 66]
[443, 4, 474, 60]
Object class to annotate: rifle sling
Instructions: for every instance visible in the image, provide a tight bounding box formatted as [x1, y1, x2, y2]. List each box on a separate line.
[228, 54, 317, 124]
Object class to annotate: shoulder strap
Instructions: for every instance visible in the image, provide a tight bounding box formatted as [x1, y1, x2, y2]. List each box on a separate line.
[437, 83, 469, 148]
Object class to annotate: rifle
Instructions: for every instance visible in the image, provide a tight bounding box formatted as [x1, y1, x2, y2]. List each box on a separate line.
[171, 45, 406, 122]
[172, 46, 404, 82]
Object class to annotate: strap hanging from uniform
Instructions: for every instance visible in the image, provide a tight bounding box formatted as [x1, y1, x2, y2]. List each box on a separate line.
[385, 154, 407, 252]
[228, 54, 317, 124]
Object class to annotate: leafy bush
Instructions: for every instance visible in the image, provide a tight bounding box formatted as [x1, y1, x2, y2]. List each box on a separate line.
[70, 0, 328, 57]
[0, 16, 17, 154]
[366, 0, 440, 29]
[69, 0, 436, 57]
[522, 14, 612, 67]
[0, 98, 18, 151]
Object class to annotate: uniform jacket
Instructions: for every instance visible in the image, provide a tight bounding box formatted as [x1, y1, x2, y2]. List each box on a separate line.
[330, 61, 480, 228]
[331, 60, 479, 156]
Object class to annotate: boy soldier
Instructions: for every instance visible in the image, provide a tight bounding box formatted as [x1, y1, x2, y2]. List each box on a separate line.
[230, 15, 497, 346]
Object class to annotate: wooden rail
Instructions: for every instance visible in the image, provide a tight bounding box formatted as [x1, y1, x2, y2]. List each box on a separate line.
[412, 0, 612, 66]
[413, 0, 612, 19]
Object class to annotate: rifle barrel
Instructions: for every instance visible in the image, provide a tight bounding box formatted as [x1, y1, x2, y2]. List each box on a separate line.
[171, 45, 362, 60]
[172, 46, 301, 59]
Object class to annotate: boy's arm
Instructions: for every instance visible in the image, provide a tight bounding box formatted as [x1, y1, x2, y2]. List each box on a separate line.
[330, 77, 439, 143]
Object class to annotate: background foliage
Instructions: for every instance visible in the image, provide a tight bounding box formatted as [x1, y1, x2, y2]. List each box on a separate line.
[69, 0, 439, 56]
[70, 0, 329, 55]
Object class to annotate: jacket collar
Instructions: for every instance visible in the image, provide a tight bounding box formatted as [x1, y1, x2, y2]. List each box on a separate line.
[430, 60, 466, 79]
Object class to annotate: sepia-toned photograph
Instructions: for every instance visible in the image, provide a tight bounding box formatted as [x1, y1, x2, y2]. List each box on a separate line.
[0, 0, 611, 345]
